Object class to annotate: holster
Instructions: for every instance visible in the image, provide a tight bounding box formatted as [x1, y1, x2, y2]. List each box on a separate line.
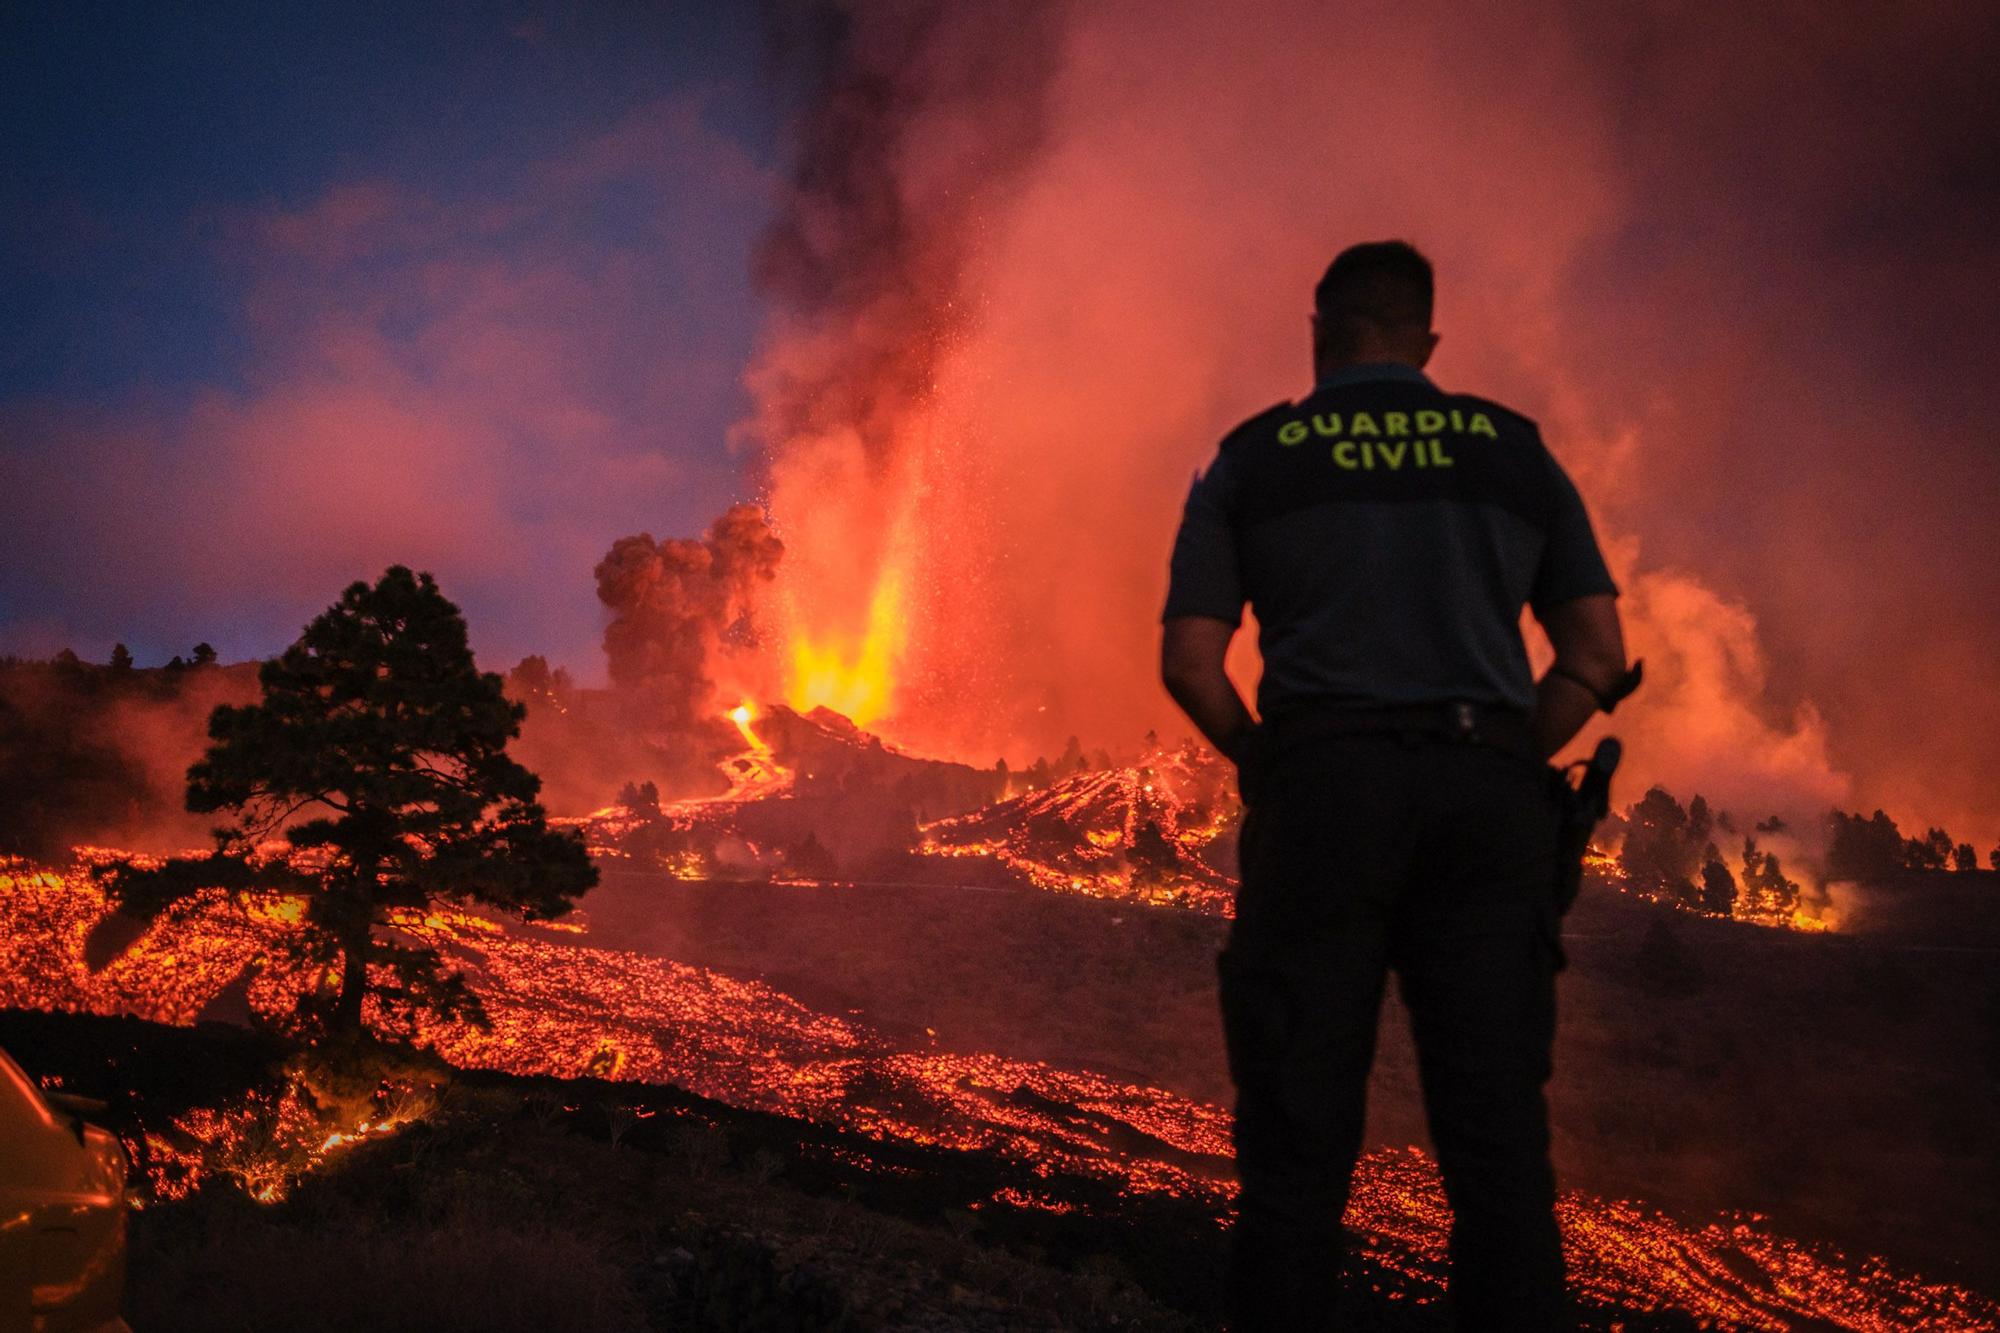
[1550, 737, 1622, 917]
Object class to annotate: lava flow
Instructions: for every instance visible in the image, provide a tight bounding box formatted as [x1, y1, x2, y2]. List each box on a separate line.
[918, 742, 1239, 913]
[2, 856, 1993, 1330]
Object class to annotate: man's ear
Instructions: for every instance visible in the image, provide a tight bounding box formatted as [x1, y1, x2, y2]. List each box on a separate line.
[1417, 330, 1440, 368]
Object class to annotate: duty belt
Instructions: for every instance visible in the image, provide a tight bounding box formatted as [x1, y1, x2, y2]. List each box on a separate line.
[1263, 700, 1535, 759]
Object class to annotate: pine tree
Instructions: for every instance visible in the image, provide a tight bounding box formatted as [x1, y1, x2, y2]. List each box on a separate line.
[1827, 808, 1903, 880]
[106, 567, 596, 1038]
[1697, 847, 1737, 917]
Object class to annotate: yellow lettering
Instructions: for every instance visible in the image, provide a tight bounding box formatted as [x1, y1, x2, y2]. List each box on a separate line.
[1448, 409, 1463, 432]
[1311, 412, 1342, 437]
[1333, 441, 1358, 469]
[1379, 440, 1408, 469]
[1362, 441, 1376, 469]
[1384, 412, 1409, 436]
[1468, 413, 1498, 439]
[1431, 438, 1454, 467]
[1350, 412, 1379, 436]
[1278, 420, 1308, 446]
[1416, 409, 1446, 434]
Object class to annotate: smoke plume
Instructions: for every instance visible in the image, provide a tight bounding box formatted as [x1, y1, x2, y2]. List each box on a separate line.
[742, 0, 1069, 728]
[748, 0, 1066, 462]
[747, 0, 2000, 845]
[594, 503, 783, 729]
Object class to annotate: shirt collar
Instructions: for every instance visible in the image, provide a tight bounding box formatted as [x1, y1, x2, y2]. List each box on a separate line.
[1314, 361, 1434, 391]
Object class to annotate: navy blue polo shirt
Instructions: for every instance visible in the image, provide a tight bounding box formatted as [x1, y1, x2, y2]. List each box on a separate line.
[1163, 363, 1617, 719]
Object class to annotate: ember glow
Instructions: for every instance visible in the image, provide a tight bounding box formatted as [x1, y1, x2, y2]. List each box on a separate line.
[919, 743, 1237, 913]
[782, 567, 906, 730]
[3, 855, 1992, 1329]
[726, 700, 765, 750]
[143, 1072, 424, 1206]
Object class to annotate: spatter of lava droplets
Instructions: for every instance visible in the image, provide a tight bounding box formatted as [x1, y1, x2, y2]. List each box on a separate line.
[1, 858, 1991, 1331]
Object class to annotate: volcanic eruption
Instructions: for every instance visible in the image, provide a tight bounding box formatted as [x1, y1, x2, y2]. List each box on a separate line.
[4, 1, 1998, 1327]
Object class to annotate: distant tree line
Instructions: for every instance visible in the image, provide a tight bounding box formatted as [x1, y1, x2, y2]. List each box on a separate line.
[1825, 808, 1991, 878]
[1616, 788, 1765, 919]
[10, 639, 225, 676]
[0, 642, 252, 858]
[1614, 786, 1995, 923]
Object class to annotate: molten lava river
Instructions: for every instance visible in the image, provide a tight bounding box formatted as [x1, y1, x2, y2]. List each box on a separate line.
[1, 856, 1991, 1331]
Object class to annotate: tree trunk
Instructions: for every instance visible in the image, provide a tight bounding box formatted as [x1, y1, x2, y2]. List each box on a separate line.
[331, 921, 370, 1036]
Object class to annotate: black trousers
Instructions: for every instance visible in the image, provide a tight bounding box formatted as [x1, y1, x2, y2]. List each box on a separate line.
[1221, 732, 1566, 1331]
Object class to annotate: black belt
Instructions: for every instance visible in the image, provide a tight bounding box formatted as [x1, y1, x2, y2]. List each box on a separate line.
[1263, 700, 1536, 758]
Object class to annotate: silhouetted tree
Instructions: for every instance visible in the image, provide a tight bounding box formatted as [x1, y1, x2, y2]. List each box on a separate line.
[1827, 808, 1904, 880]
[1902, 837, 1938, 870]
[191, 642, 219, 667]
[507, 654, 575, 708]
[786, 830, 838, 879]
[106, 567, 596, 1039]
[108, 643, 133, 672]
[1924, 828, 1955, 869]
[616, 780, 662, 818]
[1990, 846, 2000, 872]
[1687, 795, 1714, 846]
[1740, 835, 1801, 919]
[1621, 787, 1702, 907]
[1697, 848, 1737, 917]
[1952, 843, 1978, 872]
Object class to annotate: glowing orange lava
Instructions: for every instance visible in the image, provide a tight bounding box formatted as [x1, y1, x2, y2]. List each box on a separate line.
[727, 700, 767, 750]
[3, 855, 1989, 1328]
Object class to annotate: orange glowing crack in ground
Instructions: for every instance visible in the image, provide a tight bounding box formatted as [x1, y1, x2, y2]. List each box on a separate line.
[0, 859, 1988, 1329]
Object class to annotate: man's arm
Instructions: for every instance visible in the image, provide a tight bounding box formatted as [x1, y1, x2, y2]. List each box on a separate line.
[1162, 615, 1257, 761]
[1530, 593, 1627, 759]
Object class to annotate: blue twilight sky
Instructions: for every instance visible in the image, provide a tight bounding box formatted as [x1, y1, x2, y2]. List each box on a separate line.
[2, 1, 781, 675]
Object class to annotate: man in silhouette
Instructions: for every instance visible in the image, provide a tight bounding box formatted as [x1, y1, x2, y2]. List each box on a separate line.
[1161, 241, 1629, 1330]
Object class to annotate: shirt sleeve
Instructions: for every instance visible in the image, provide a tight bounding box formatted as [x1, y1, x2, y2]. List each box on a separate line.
[1162, 452, 1245, 623]
[1529, 450, 1619, 614]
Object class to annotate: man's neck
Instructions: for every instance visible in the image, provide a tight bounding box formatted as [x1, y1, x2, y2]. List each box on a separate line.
[1317, 352, 1425, 378]
[1314, 359, 1431, 390]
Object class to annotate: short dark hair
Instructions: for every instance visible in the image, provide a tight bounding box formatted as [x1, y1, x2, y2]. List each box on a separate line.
[1314, 240, 1434, 337]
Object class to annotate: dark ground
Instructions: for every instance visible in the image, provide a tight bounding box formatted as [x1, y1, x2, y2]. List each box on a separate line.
[577, 866, 2000, 1293]
[2, 1008, 1705, 1332]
